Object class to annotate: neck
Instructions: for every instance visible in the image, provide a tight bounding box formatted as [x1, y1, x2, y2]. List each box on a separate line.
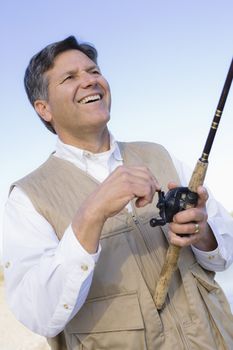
[58, 127, 110, 153]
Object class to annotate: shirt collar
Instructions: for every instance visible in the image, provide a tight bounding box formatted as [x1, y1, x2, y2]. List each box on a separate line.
[55, 132, 123, 165]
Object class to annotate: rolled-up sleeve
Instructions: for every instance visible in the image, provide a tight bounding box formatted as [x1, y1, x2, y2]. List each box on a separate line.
[3, 187, 101, 337]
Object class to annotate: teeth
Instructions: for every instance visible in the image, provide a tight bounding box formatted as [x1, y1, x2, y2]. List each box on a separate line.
[79, 94, 101, 104]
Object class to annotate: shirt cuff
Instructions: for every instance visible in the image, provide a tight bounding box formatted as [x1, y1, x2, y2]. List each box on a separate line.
[46, 225, 101, 334]
[56, 224, 101, 267]
[191, 219, 227, 271]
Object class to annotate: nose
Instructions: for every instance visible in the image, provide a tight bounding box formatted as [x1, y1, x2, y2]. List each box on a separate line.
[80, 71, 97, 88]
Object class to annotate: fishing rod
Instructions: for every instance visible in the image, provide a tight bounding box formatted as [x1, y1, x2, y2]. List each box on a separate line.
[150, 57, 233, 310]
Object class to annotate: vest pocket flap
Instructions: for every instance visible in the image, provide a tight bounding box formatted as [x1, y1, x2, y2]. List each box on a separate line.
[66, 292, 144, 334]
[190, 263, 217, 292]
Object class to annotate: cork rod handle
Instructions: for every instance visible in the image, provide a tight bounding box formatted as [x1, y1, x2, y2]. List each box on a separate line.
[154, 160, 208, 309]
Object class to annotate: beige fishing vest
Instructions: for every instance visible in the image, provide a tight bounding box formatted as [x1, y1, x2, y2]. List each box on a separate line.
[13, 142, 233, 350]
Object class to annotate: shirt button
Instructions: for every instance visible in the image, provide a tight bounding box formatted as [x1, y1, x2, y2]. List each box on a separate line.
[5, 262, 10, 268]
[63, 304, 69, 310]
[85, 152, 91, 158]
[81, 264, 89, 272]
[208, 255, 215, 260]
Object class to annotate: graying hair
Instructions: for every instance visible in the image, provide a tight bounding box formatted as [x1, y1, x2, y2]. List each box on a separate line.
[24, 36, 98, 133]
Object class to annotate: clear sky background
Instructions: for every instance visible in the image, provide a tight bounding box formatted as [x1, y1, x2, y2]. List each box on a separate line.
[1, 0, 233, 300]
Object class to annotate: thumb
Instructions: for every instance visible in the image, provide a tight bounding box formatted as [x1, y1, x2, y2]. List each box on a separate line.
[196, 186, 209, 207]
[167, 181, 179, 190]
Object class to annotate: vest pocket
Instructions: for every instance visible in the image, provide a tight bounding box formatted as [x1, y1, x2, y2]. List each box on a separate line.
[190, 263, 233, 349]
[66, 292, 147, 349]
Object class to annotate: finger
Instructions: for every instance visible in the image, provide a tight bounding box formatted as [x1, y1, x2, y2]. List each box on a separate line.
[173, 205, 208, 224]
[116, 166, 161, 203]
[196, 186, 209, 208]
[135, 197, 152, 207]
[167, 181, 179, 190]
[104, 165, 161, 208]
[108, 170, 156, 207]
[169, 221, 202, 235]
[168, 230, 202, 247]
[128, 166, 161, 191]
[133, 180, 157, 207]
[111, 166, 161, 190]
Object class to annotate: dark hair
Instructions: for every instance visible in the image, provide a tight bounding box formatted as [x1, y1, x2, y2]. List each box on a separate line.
[24, 36, 98, 134]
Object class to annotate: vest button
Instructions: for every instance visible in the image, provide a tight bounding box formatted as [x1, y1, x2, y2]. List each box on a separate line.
[63, 304, 69, 309]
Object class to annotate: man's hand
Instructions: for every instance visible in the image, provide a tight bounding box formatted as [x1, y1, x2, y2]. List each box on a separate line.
[72, 166, 160, 253]
[88, 165, 160, 218]
[168, 182, 217, 251]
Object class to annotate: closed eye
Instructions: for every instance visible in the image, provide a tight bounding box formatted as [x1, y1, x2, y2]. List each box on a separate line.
[91, 68, 101, 75]
[61, 75, 73, 84]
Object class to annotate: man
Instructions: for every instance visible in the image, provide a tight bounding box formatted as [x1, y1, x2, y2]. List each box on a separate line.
[3, 36, 233, 349]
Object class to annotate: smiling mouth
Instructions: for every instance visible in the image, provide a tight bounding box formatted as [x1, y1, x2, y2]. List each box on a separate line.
[78, 94, 102, 104]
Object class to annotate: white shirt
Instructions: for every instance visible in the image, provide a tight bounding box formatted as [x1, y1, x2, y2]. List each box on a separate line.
[3, 137, 233, 337]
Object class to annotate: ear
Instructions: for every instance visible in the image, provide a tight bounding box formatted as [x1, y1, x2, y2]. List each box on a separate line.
[34, 100, 52, 122]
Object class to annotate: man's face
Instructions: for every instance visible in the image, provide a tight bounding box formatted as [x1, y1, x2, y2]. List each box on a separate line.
[40, 49, 111, 141]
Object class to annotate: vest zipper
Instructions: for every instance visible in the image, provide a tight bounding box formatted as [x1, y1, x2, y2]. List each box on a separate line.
[131, 213, 139, 224]
[132, 213, 191, 349]
[131, 212, 162, 279]
[168, 297, 191, 349]
[131, 213, 163, 272]
[131, 213, 165, 287]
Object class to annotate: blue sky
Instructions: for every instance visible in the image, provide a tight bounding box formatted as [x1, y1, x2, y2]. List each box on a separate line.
[1, 0, 233, 296]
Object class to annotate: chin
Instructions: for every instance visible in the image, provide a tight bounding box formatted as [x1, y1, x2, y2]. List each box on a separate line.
[96, 112, 110, 124]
